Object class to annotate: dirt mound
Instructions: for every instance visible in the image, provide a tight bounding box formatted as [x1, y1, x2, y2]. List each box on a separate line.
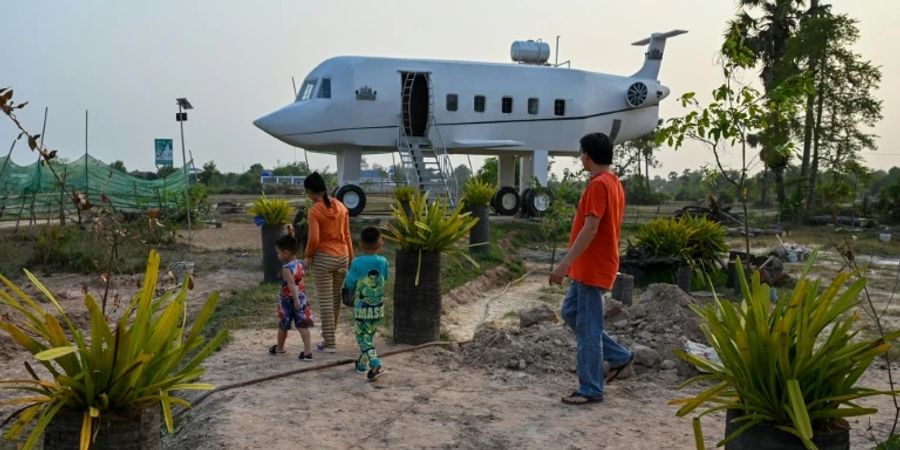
[462, 322, 577, 376]
[461, 284, 707, 379]
[606, 283, 706, 376]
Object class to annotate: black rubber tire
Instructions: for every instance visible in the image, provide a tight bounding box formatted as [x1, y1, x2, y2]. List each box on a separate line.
[524, 188, 553, 217]
[493, 186, 520, 216]
[334, 184, 367, 217]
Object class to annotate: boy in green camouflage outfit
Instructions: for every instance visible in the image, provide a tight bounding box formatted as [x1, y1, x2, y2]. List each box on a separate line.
[343, 226, 388, 380]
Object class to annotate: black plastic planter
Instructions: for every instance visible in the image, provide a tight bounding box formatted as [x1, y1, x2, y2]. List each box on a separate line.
[468, 204, 490, 255]
[393, 250, 442, 345]
[724, 409, 849, 450]
[44, 405, 161, 450]
[261, 224, 286, 283]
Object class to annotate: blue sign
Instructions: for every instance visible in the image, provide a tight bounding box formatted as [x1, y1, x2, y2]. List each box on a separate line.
[154, 139, 174, 167]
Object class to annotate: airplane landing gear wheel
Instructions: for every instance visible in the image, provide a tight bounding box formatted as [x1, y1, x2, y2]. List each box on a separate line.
[523, 188, 552, 217]
[491, 186, 520, 216]
[334, 184, 366, 217]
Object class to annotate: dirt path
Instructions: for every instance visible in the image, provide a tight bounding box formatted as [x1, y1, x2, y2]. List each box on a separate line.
[443, 265, 548, 342]
[163, 255, 900, 450]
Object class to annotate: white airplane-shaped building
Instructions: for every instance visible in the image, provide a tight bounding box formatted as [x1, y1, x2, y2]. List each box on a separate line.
[254, 30, 686, 216]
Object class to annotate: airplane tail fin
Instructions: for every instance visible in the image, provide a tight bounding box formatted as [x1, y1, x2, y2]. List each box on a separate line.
[631, 30, 687, 80]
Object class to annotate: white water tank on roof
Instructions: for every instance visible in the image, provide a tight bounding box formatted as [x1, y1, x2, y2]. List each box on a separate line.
[511, 40, 550, 65]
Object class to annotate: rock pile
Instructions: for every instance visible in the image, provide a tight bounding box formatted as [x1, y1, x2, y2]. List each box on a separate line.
[462, 284, 708, 379]
[606, 283, 706, 376]
[463, 321, 578, 376]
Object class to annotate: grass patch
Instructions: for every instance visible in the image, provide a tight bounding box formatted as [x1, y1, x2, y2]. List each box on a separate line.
[205, 282, 277, 344]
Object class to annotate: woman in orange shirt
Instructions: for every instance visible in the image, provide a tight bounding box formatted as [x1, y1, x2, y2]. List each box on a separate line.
[303, 172, 354, 352]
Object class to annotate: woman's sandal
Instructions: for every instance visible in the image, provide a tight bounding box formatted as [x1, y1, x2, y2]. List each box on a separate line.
[268, 345, 286, 355]
[561, 391, 603, 405]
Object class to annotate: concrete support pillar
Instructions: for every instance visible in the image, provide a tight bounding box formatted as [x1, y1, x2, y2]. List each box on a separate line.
[336, 148, 361, 186]
[519, 155, 534, 192]
[498, 155, 516, 187]
[532, 150, 549, 187]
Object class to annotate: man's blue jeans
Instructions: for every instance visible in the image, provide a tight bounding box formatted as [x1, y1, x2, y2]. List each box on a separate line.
[561, 280, 632, 398]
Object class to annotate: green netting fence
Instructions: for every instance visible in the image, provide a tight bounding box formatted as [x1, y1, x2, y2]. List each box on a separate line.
[0, 155, 188, 222]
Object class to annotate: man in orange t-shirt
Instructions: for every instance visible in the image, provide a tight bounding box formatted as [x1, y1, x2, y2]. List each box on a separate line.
[550, 132, 634, 405]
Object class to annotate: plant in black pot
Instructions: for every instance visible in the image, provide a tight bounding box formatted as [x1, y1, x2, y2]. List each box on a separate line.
[461, 178, 495, 255]
[382, 192, 479, 345]
[0, 250, 226, 449]
[393, 185, 417, 219]
[623, 215, 727, 289]
[671, 256, 900, 450]
[249, 194, 297, 283]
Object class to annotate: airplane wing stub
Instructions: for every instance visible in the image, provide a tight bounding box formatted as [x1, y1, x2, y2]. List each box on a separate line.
[452, 139, 525, 148]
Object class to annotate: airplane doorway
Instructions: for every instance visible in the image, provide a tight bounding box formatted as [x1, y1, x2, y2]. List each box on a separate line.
[401, 72, 430, 137]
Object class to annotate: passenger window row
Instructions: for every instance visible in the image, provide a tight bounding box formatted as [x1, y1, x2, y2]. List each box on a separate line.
[445, 94, 565, 116]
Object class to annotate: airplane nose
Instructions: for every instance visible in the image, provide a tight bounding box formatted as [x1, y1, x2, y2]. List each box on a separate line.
[658, 85, 671, 100]
[253, 109, 287, 137]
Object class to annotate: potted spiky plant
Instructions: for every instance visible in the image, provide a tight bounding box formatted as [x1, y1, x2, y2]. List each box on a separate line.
[0, 250, 226, 449]
[671, 256, 900, 450]
[382, 192, 479, 345]
[249, 194, 296, 282]
[393, 185, 417, 219]
[461, 178, 495, 255]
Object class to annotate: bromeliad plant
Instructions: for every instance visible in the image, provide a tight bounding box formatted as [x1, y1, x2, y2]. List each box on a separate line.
[382, 191, 479, 283]
[393, 185, 417, 205]
[248, 193, 296, 225]
[632, 215, 727, 277]
[0, 250, 227, 449]
[671, 256, 900, 449]
[460, 178, 495, 208]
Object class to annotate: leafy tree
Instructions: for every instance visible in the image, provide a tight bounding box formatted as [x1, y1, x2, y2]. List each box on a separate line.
[157, 166, 178, 178]
[784, 6, 883, 210]
[476, 157, 497, 184]
[197, 161, 224, 191]
[109, 160, 127, 173]
[271, 161, 310, 176]
[452, 164, 472, 186]
[658, 25, 805, 255]
[615, 133, 660, 189]
[729, 0, 807, 208]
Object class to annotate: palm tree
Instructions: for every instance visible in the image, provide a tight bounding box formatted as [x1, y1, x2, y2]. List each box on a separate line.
[726, 0, 806, 209]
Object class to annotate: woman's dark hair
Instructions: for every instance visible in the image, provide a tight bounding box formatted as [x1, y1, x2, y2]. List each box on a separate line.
[275, 234, 300, 254]
[304, 171, 331, 207]
[579, 132, 613, 165]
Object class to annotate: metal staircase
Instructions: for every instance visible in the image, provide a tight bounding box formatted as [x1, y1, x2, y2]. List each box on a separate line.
[397, 73, 458, 207]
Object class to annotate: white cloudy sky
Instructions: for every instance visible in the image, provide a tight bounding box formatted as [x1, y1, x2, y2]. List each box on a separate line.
[1, 0, 897, 178]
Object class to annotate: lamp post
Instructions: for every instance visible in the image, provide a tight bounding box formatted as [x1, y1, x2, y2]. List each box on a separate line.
[176, 97, 193, 249]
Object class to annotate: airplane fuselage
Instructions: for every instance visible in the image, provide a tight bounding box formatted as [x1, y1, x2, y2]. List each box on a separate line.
[256, 56, 666, 156]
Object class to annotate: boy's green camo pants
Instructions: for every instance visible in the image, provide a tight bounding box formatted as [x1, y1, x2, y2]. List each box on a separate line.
[355, 319, 381, 369]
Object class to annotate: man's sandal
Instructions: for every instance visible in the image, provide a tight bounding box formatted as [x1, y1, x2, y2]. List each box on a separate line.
[268, 345, 286, 355]
[561, 391, 603, 405]
[605, 353, 635, 384]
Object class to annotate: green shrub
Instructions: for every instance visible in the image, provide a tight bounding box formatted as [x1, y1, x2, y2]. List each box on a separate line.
[29, 226, 103, 273]
[169, 183, 211, 225]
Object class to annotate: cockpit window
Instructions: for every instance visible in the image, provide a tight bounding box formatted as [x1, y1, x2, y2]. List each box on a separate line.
[297, 79, 317, 101]
[317, 78, 331, 99]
